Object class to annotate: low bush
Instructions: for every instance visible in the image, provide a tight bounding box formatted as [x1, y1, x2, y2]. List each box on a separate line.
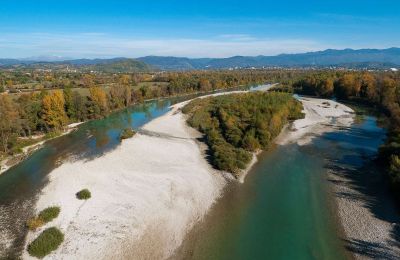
[76, 189, 91, 200]
[38, 207, 60, 223]
[27, 227, 64, 258]
[120, 128, 135, 140]
[26, 206, 61, 231]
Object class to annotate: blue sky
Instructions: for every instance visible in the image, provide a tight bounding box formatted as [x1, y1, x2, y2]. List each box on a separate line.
[0, 0, 399, 58]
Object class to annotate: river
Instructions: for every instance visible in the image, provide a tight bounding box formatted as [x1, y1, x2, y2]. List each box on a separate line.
[0, 87, 387, 259]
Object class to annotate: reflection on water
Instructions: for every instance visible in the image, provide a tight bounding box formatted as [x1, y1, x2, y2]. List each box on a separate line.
[174, 116, 386, 260]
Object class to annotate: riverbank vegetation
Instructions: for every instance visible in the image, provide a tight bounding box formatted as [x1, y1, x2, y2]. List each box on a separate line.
[182, 92, 304, 175]
[0, 70, 290, 161]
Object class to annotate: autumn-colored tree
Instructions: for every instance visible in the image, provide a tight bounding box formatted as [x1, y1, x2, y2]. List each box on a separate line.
[199, 78, 212, 91]
[119, 74, 131, 86]
[88, 87, 108, 117]
[360, 73, 378, 102]
[335, 74, 360, 99]
[318, 78, 334, 97]
[41, 90, 68, 130]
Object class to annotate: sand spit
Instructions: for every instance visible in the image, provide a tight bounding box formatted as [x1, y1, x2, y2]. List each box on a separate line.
[276, 97, 354, 146]
[23, 103, 226, 260]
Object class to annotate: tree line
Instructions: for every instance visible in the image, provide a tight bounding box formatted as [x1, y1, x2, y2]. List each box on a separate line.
[0, 69, 295, 157]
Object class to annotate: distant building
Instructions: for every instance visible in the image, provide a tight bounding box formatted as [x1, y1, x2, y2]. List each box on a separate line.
[391, 68, 398, 72]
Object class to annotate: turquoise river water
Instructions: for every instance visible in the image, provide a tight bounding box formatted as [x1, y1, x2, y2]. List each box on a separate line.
[0, 88, 386, 259]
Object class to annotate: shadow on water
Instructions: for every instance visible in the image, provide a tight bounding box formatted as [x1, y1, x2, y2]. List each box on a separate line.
[320, 116, 400, 259]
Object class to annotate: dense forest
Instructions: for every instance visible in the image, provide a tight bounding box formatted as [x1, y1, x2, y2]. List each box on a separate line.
[182, 92, 303, 175]
[289, 71, 400, 199]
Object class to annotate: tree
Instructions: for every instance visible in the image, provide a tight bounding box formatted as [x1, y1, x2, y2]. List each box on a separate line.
[17, 93, 43, 136]
[41, 90, 68, 130]
[0, 95, 21, 153]
[360, 73, 378, 102]
[335, 74, 360, 99]
[88, 87, 108, 118]
[63, 87, 76, 119]
[109, 85, 126, 109]
[319, 78, 334, 97]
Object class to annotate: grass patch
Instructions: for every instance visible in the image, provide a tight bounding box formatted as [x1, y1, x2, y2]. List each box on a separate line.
[76, 189, 91, 200]
[27, 227, 64, 258]
[119, 128, 136, 140]
[26, 206, 60, 231]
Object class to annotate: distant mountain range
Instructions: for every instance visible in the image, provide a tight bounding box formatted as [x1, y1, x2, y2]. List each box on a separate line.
[0, 48, 399, 71]
[137, 48, 400, 70]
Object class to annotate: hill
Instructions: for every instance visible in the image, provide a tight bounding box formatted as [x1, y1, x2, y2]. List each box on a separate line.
[138, 48, 400, 70]
[0, 58, 154, 73]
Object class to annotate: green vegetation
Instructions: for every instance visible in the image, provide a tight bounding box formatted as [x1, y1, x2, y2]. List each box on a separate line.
[183, 92, 304, 176]
[26, 206, 61, 231]
[76, 189, 91, 200]
[38, 207, 61, 223]
[27, 227, 64, 258]
[120, 128, 136, 140]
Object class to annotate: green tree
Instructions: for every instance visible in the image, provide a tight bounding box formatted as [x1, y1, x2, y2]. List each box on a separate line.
[0, 95, 21, 153]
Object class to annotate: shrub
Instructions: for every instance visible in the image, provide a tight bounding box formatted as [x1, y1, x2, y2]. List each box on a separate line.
[38, 207, 60, 223]
[26, 206, 61, 231]
[120, 128, 135, 140]
[27, 227, 64, 258]
[76, 189, 91, 200]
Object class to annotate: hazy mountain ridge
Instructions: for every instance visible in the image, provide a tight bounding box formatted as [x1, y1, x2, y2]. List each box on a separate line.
[0, 48, 399, 71]
[139, 48, 400, 70]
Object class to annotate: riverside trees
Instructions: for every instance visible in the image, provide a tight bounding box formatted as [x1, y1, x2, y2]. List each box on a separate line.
[182, 92, 304, 176]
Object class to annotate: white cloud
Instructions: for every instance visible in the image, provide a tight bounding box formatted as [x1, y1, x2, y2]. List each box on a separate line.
[0, 32, 387, 58]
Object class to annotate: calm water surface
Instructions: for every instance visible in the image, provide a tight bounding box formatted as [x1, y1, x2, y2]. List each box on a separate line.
[174, 116, 385, 260]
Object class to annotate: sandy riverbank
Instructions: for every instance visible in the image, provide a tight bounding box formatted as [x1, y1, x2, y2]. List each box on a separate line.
[23, 101, 228, 259]
[23, 94, 359, 259]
